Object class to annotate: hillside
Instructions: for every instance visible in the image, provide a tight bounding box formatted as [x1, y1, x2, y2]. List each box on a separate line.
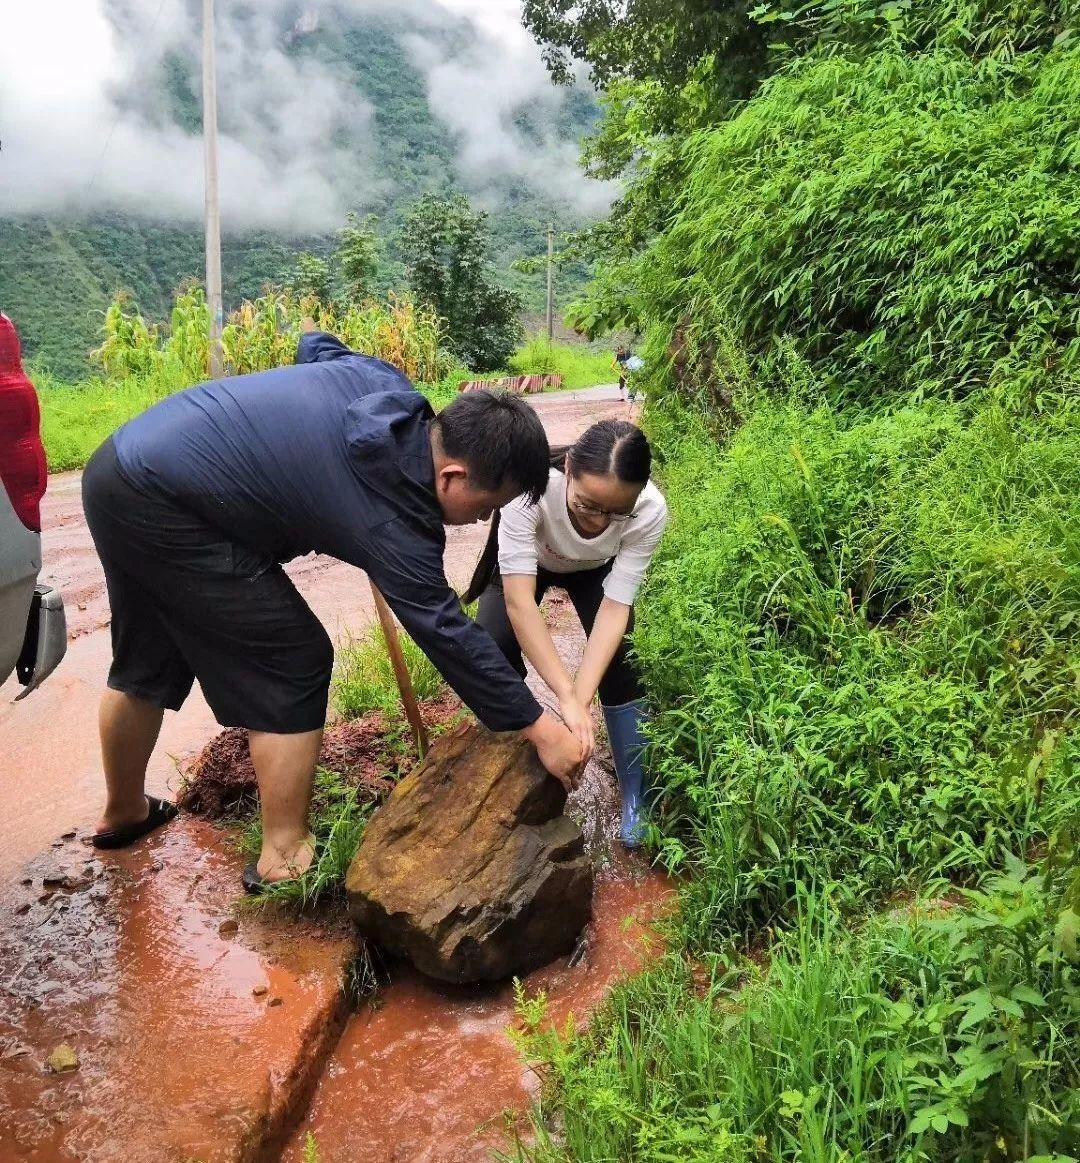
[0, 8, 601, 379]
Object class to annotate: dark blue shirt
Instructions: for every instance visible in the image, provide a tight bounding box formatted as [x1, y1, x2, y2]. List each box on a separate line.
[113, 332, 542, 732]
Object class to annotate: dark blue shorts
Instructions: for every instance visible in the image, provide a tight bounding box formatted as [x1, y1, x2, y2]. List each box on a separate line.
[82, 437, 332, 734]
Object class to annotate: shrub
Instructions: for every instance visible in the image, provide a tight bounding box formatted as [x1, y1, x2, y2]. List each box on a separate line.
[635, 44, 1080, 406]
[635, 383, 1079, 943]
[513, 860, 1079, 1162]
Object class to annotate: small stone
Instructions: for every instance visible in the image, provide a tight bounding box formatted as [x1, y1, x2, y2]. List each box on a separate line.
[252, 984, 269, 997]
[61, 830, 76, 840]
[46, 1043, 79, 1073]
[268, 996, 284, 1007]
[20, 878, 31, 887]
[15, 903, 30, 916]
[38, 893, 54, 904]
[42, 873, 65, 887]
[151, 860, 164, 873]
[218, 918, 239, 938]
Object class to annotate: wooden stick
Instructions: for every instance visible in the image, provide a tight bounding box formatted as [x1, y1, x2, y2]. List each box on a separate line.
[368, 580, 429, 759]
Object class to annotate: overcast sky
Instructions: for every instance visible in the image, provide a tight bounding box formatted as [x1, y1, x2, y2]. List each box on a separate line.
[0, 0, 610, 230]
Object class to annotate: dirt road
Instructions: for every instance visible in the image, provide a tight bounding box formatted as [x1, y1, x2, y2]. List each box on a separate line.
[0, 386, 629, 884]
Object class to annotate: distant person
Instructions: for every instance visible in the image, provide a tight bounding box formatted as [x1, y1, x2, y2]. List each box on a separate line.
[613, 346, 644, 404]
[464, 420, 669, 847]
[613, 346, 631, 400]
[82, 331, 583, 891]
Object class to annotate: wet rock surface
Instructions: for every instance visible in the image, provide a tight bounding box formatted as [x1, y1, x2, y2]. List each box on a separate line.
[347, 722, 594, 983]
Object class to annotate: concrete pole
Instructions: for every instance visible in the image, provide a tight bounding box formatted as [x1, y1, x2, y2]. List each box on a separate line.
[202, 0, 224, 378]
[546, 222, 554, 343]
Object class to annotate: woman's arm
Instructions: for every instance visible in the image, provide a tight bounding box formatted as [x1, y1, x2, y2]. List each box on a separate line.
[503, 574, 575, 702]
[503, 574, 595, 759]
[575, 596, 632, 706]
[577, 492, 670, 706]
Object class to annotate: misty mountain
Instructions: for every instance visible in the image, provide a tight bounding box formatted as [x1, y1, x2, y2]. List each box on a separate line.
[0, 3, 607, 378]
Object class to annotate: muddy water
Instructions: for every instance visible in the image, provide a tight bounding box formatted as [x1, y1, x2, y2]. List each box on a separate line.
[0, 818, 354, 1162]
[280, 588, 674, 1162]
[281, 860, 673, 1163]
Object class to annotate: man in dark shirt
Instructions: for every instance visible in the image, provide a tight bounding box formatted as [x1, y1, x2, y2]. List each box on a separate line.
[82, 331, 583, 887]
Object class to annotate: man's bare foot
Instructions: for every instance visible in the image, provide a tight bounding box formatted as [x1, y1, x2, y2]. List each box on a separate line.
[256, 832, 317, 884]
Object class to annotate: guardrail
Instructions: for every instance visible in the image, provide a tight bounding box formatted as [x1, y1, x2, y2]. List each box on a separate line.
[457, 374, 564, 395]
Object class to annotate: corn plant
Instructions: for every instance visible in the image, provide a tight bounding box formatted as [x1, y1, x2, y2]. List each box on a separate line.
[94, 284, 448, 385]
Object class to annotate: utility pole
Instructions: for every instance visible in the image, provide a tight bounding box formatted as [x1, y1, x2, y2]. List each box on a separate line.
[546, 222, 554, 343]
[202, 0, 224, 378]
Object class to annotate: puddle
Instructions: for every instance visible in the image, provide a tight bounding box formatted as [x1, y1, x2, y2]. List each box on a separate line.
[0, 819, 353, 1162]
[281, 855, 674, 1162]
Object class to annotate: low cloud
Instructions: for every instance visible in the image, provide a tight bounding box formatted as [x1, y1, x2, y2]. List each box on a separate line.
[404, 16, 616, 217]
[0, 0, 612, 231]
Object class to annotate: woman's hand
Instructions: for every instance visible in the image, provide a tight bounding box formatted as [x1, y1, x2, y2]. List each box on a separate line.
[558, 693, 595, 765]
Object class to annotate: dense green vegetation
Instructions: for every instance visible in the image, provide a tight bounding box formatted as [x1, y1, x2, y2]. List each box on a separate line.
[514, 862, 1077, 1162]
[508, 335, 617, 391]
[512, 1, 1079, 1158]
[0, 8, 600, 379]
[31, 283, 605, 473]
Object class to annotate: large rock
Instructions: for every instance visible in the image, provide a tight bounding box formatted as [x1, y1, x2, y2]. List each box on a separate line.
[346, 721, 593, 983]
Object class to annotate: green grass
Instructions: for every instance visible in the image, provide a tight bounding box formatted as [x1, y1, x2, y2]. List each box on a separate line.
[239, 764, 381, 909]
[510, 861, 1079, 1163]
[332, 623, 445, 720]
[34, 362, 192, 472]
[507, 335, 618, 391]
[33, 360, 468, 473]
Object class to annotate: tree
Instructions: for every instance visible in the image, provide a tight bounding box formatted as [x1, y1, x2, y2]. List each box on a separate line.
[288, 252, 332, 304]
[521, 0, 772, 133]
[336, 212, 382, 304]
[400, 194, 524, 372]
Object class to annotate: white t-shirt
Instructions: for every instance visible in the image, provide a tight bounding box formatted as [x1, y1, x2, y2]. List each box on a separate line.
[498, 468, 669, 606]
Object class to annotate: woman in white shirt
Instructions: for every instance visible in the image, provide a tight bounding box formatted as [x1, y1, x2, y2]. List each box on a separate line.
[465, 420, 669, 847]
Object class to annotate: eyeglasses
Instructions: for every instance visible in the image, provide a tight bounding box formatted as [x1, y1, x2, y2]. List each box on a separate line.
[566, 479, 636, 522]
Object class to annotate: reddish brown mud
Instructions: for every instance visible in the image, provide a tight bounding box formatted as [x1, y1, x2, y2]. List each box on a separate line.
[279, 858, 674, 1163]
[0, 816, 355, 1162]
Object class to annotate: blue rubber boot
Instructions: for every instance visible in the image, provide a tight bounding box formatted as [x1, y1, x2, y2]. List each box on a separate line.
[602, 699, 650, 848]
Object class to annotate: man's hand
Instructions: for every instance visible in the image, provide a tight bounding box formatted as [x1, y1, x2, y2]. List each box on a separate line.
[522, 710, 585, 792]
[558, 693, 595, 765]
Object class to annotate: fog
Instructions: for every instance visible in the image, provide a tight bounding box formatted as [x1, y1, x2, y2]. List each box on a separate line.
[0, 0, 611, 231]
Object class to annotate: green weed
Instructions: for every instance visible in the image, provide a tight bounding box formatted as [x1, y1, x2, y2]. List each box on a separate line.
[332, 624, 445, 721]
[239, 765, 380, 910]
[636, 385, 1079, 945]
[511, 863, 1079, 1162]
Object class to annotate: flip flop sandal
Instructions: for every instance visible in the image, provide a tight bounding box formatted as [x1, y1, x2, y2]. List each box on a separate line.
[242, 863, 267, 895]
[242, 841, 319, 896]
[92, 795, 179, 850]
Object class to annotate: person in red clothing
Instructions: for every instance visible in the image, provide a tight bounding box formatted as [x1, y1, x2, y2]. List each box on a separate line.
[0, 312, 48, 533]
